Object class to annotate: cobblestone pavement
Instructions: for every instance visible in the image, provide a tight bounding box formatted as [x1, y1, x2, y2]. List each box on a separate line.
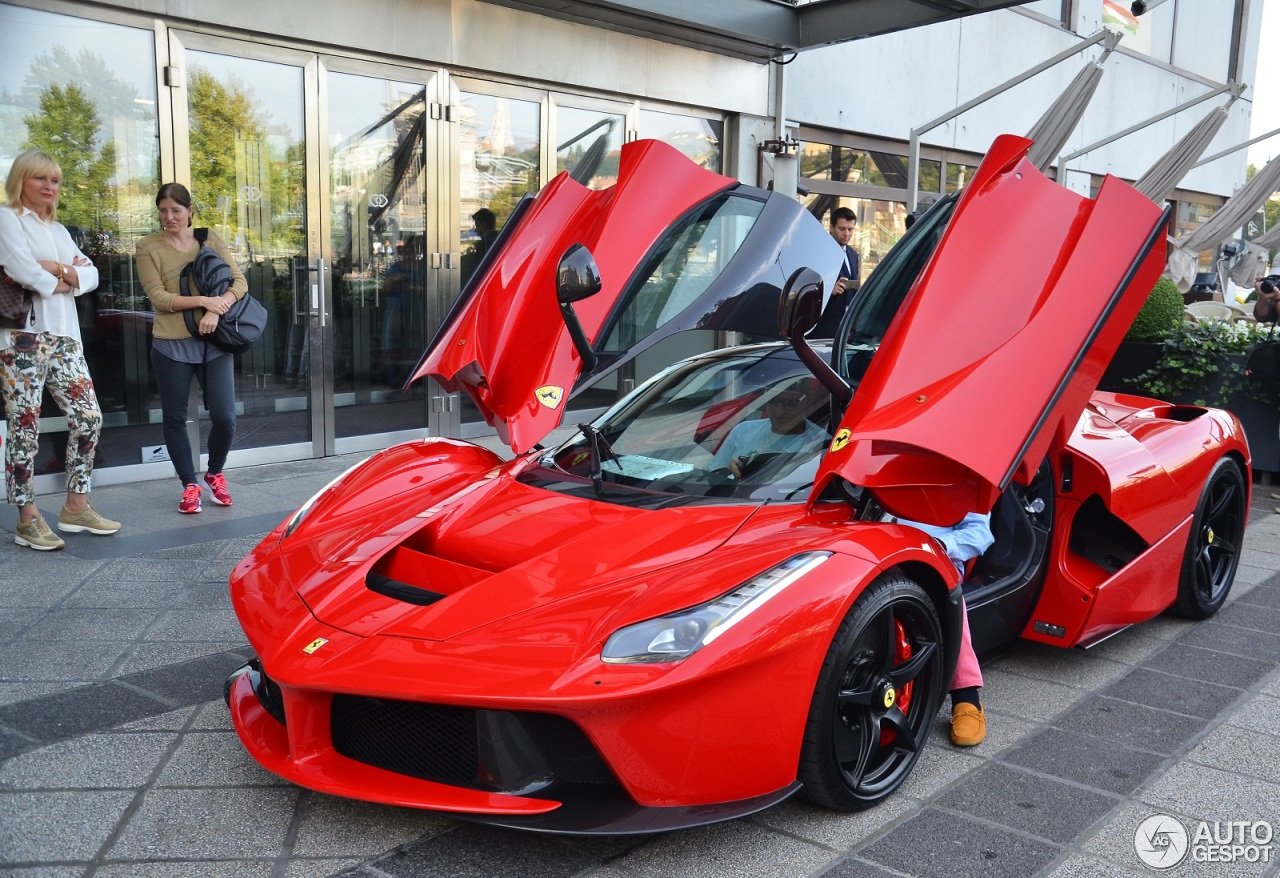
[2, 441, 1278, 878]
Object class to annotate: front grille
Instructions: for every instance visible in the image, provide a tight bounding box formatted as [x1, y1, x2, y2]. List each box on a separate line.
[330, 695, 619, 795]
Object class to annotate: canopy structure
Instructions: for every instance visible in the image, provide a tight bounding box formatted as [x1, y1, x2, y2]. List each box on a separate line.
[1024, 54, 1112, 171]
[905, 28, 1122, 210]
[1166, 154, 1280, 292]
[1132, 98, 1236, 204]
[479, 0, 1032, 63]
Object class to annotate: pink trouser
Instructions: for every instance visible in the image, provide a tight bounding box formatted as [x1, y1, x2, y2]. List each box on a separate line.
[950, 594, 983, 691]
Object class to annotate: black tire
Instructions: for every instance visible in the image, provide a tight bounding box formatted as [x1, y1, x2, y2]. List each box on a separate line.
[1170, 456, 1246, 619]
[798, 573, 946, 811]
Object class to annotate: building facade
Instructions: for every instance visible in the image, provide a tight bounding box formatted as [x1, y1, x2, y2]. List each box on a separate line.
[0, 0, 1264, 490]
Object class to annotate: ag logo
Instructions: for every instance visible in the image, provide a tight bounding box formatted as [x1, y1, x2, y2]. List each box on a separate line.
[830, 428, 852, 452]
[882, 686, 896, 709]
[302, 637, 329, 655]
[535, 385, 564, 409]
[1134, 813, 1189, 870]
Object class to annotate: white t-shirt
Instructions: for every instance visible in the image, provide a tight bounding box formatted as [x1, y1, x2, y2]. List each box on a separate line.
[712, 418, 828, 471]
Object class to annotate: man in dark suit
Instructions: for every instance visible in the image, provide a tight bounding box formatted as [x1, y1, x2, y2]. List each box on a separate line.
[812, 206, 860, 337]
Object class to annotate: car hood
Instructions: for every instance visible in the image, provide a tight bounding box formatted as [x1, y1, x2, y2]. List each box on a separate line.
[410, 138, 842, 453]
[816, 135, 1170, 524]
[293, 471, 761, 641]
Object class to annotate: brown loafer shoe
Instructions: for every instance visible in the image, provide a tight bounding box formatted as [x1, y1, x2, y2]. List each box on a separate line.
[950, 703, 986, 747]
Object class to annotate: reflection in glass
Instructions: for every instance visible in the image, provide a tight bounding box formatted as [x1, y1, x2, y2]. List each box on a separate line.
[327, 71, 430, 439]
[556, 106, 624, 190]
[457, 91, 540, 285]
[186, 50, 309, 450]
[0, 3, 159, 472]
[638, 110, 722, 171]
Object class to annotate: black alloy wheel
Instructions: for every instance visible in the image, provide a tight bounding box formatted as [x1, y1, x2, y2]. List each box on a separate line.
[1171, 456, 1246, 619]
[798, 573, 946, 811]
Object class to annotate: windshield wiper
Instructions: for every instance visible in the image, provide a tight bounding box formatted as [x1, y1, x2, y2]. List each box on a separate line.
[577, 423, 620, 496]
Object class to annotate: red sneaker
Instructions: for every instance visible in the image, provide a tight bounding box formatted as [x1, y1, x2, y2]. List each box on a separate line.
[204, 471, 233, 507]
[179, 483, 203, 514]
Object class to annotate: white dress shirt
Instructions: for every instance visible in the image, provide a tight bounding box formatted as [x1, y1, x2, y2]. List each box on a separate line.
[0, 204, 98, 346]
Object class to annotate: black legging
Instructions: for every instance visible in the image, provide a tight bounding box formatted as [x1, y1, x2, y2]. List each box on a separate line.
[151, 346, 236, 486]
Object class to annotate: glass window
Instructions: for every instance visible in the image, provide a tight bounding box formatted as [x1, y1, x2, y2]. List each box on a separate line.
[797, 144, 911, 188]
[945, 161, 978, 193]
[600, 192, 764, 351]
[1170, 3, 1233, 82]
[556, 105, 625, 190]
[1020, 0, 1064, 23]
[638, 109, 722, 172]
[0, 2, 160, 468]
[1117, 0, 1175, 65]
[457, 91, 541, 238]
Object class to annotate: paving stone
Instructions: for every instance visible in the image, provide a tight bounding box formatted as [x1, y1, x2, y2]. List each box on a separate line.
[1064, 694, 1207, 754]
[1140, 642, 1275, 690]
[1176, 619, 1280, 662]
[352, 822, 614, 877]
[0, 790, 136, 861]
[1185, 723, 1280, 784]
[935, 762, 1116, 844]
[752, 794, 920, 849]
[0, 639, 132, 682]
[113, 641, 250, 676]
[116, 649, 250, 703]
[977, 668, 1083, 722]
[289, 792, 449, 857]
[986, 641, 1132, 690]
[143, 609, 247, 642]
[61, 579, 195, 609]
[154, 730, 287, 787]
[108, 787, 298, 859]
[1085, 801, 1274, 877]
[20, 608, 157, 642]
[1105, 666, 1244, 719]
[0, 680, 170, 744]
[1141, 762, 1280, 823]
[858, 808, 1060, 878]
[0, 608, 41, 643]
[1000, 727, 1168, 795]
[604, 818, 833, 878]
[818, 857, 906, 877]
[94, 862, 273, 877]
[92, 558, 215, 583]
[1226, 691, 1280, 736]
[1234, 582, 1280, 610]
[0, 731, 175, 789]
[1043, 854, 1146, 877]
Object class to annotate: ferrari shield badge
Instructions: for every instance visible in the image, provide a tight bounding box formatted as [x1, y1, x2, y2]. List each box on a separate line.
[302, 637, 328, 655]
[830, 428, 851, 453]
[535, 385, 564, 409]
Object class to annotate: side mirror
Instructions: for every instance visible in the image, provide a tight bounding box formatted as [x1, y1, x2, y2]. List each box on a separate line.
[555, 243, 601, 371]
[778, 267, 824, 337]
[557, 243, 602, 304]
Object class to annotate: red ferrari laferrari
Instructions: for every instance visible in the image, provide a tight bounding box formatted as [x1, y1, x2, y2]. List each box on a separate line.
[226, 135, 1250, 834]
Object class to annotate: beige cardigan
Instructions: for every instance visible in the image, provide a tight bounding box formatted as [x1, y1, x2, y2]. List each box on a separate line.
[136, 230, 248, 340]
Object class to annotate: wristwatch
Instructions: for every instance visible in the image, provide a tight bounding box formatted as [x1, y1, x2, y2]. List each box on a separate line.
[57, 263, 67, 282]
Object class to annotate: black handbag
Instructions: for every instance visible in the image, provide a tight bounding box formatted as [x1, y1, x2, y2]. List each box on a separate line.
[180, 229, 267, 354]
[0, 268, 35, 330]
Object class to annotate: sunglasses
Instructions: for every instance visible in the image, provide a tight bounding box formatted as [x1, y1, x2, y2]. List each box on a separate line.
[766, 394, 806, 410]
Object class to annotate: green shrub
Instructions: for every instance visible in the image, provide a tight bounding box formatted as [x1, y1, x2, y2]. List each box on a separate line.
[1126, 277, 1184, 342]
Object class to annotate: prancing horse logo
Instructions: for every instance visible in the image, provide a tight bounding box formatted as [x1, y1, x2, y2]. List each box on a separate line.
[535, 385, 564, 409]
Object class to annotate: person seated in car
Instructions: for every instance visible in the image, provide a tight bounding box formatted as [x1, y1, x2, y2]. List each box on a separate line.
[711, 380, 828, 479]
[894, 511, 994, 747]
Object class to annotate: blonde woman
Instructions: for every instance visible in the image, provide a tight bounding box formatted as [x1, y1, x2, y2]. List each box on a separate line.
[0, 149, 120, 550]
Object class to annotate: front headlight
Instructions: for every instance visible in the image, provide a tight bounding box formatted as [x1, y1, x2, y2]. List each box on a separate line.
[601, 552, 830, 664]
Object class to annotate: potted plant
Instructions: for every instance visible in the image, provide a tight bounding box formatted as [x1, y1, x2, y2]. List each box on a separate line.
[1133, 318, 1280, 472]
[1100, 276, 1185, 394]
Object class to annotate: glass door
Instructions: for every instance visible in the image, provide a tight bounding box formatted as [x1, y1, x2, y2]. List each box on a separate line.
[168, 31, 319, 459]
[320, 60, 443, 449]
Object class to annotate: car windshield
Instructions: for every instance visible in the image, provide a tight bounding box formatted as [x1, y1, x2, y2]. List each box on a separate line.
[528, 347, 831, 505]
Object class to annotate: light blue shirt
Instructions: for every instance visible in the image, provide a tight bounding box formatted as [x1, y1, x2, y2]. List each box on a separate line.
[896, 512, 994, 575]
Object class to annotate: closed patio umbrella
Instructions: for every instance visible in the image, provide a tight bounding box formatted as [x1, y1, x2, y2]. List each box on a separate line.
[1133, 102, 1233, 203]
[1167, 155, 1280, 291]
[1024, 31, 1120, 171]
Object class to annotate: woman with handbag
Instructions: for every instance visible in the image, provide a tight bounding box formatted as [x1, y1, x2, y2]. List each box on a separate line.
[0, 149, 120, 551]
[136, 183, 247, 514]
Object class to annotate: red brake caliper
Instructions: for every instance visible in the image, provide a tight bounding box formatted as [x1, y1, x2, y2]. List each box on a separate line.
[879, 619, 914, 746]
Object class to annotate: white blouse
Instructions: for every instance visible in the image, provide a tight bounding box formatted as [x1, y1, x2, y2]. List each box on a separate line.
[0, 204, 99, 346]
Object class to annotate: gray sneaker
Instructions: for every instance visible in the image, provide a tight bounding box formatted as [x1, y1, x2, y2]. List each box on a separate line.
[15, 517, 65, 551]
[57, 505, 122, 535]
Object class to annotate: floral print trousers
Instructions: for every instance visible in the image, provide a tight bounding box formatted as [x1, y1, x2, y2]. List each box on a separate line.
[0, 331, 102, 506]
